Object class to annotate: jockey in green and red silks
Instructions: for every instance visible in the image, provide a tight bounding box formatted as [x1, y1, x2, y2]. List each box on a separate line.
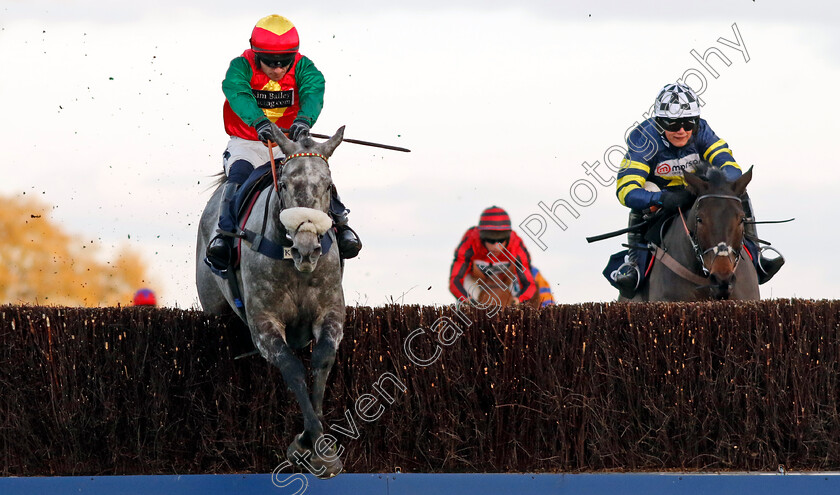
[222, 49, 323, 142]
[205, 15, 361, 273]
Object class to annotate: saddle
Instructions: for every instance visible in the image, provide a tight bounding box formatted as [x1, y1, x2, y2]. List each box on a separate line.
[234, 164, 274, 220]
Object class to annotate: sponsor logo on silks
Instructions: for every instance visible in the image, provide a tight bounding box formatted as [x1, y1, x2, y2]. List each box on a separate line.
[253, 89, 295, 109]
[654, 158, 699, 177]
[656, 163, 671, 175]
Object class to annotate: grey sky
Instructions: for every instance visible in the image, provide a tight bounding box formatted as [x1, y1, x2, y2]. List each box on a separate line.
[5, 0, 839, 24]
[1, 1, 838, 307]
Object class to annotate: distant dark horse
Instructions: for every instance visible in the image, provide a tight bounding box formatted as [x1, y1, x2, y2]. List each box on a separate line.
[196, 126, 346, 477]
[624, 167, 759, 301]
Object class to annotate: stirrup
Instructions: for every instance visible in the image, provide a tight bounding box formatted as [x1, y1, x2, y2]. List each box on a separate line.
[336, 225, 361, 259]
[611, 261, 640, 298]
[757, 246, 784, 284]
[206, 232, 235, 271]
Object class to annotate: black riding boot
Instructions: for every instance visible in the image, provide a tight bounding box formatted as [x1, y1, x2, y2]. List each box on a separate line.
[330, 185, 362, 259]
[205, 181, 241, 271]
[741, 194, 784, 284]
[614, 210, 645, 298]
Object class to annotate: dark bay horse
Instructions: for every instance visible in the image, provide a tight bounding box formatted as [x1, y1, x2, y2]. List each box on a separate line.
[625, 167, 759, 302]
[196, 126, 346, 477]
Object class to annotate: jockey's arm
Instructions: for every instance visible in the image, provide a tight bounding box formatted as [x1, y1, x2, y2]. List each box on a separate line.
[514, 245, 537, 303]
[222, 56, 268, 127]
[449, 233, 474, 301]
[616, 157, 662, 210]
[696, 120, 742, 181]
[616, 122, 663, 210]
[294, 56, 325, 127]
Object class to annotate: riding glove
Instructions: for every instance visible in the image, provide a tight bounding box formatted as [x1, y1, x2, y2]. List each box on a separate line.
[659, 189, 695, 212]
[255, 119, 281, 145]
[289, 118, 312, 141]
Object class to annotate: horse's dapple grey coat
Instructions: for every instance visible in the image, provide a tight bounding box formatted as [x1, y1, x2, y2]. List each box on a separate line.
[196, 126, 347, 476]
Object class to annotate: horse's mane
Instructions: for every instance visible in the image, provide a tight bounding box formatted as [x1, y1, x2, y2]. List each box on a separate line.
[299, 136, 317, 149]
[704, 167, 729, 188]
[692, 162, 730, 189]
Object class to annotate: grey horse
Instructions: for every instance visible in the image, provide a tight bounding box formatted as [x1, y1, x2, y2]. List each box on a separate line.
[623, 167, 759, 302]
[196, 126, 346, 477]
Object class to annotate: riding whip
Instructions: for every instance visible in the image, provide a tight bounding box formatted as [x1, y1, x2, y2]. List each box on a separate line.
[586, 219, 651, 243]
[280, 127, 411, 153]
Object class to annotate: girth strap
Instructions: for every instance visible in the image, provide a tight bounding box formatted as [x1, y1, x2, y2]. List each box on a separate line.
[241, 228, 292, 259]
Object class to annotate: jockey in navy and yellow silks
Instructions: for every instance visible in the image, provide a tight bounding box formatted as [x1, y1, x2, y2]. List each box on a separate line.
[616, 118, 741, 210]
[610, 83, 784, 296]
[449, 207, 538, 304]
[205, 15, 361, 273]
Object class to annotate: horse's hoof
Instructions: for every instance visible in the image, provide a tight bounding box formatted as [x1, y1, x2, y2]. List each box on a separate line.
[306, 436, 343, 478]
[286, 433, 343, 478]
[312, 454, 343, 479]
[286, 433, 306, 462]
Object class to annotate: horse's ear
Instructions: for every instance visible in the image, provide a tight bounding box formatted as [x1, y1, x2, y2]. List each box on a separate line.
[272, 122, 298, 156]
[732, 166, 753, 197]
[683, 171, 708, 196]
[319, 126, 345, 159]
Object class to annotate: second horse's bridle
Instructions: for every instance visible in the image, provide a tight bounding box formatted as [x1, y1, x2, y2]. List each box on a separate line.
[678, 193, 745, 277]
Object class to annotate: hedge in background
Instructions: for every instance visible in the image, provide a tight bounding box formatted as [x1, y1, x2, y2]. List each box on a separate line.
[1, 300, 839, 475]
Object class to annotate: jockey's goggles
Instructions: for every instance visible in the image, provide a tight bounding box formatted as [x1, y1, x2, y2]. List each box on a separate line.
[257, 53, 295, 69]
[658, 117, 698, 132]
[481, 236, 510, 245]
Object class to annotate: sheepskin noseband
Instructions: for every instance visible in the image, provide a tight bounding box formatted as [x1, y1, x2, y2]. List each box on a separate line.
[279, 207, 333, 235]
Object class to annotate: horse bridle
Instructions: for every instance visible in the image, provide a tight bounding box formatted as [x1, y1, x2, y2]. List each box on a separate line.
[264, 146, 334, 247]
[677, 193, 745, 277]
[275, 151, 331, 203]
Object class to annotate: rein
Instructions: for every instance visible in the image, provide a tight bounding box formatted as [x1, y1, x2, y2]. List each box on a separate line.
[269, 141, 280, 192]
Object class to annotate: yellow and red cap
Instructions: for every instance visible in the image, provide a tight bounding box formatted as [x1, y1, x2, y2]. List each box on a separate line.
[250, 15, 300, 54]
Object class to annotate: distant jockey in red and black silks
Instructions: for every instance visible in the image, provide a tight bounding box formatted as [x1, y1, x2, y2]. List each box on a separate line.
[449, 206, 554, 308]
